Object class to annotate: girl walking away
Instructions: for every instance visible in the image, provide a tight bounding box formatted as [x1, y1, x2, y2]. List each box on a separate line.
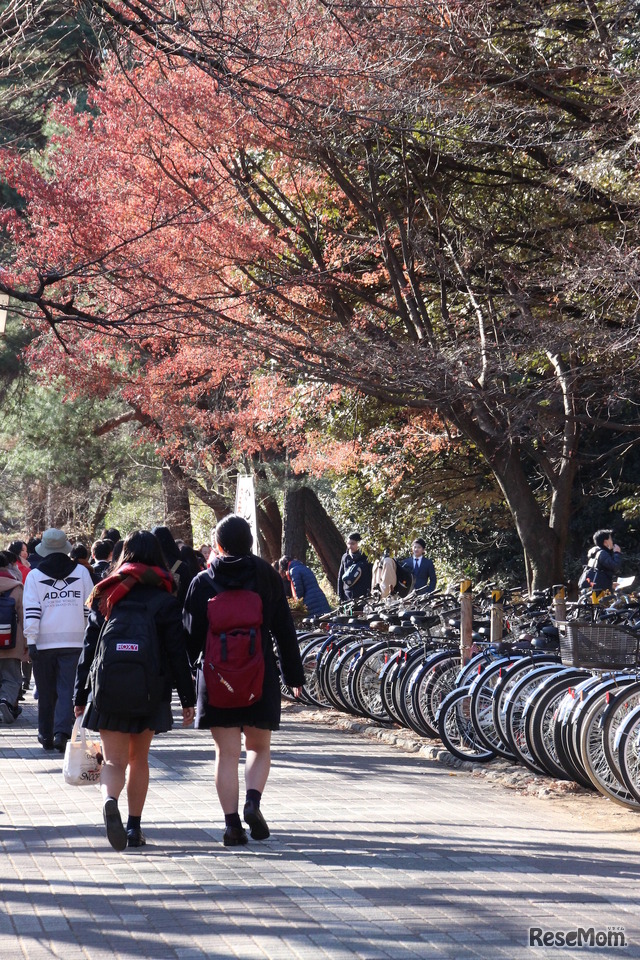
[183, 515, 305, 847]
[74, 530, 196, 851]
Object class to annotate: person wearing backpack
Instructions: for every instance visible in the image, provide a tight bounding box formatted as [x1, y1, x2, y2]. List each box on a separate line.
[0, 550, 27, 723]
[183, 515, 305, 847]
[73, 530, 196, 851]
[579, 529, 622, 592]
[336, 532, 373, 603]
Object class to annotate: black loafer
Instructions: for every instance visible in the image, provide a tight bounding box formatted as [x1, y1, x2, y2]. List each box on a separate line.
[243, 800, 270, 840]
[223, 825, 248, 847]
[53, 734, 69, 753]
[127, 828, 146, 848]
[103, 799, 127, 852]
[38, 735, 54, 751]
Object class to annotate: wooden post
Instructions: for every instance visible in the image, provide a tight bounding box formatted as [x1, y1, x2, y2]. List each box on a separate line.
[459, 579, 473, 664]
[490, 589, 504, 645]
[553, 584, 566, 623]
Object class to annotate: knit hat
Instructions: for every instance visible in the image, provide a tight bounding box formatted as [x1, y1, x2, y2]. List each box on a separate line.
[36, 528, 73, 557]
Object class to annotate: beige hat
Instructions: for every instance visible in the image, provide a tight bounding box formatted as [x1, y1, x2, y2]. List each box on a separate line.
[36, 528, 73, 557]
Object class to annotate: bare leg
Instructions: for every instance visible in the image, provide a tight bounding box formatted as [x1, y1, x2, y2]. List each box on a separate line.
[126, 729, 155, 817]
[99, 730, 130, 803]
[244, 726, 272, 794]
[210, 726, 242, 814]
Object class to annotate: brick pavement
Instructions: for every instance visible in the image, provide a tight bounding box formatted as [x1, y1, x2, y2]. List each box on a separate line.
[1, 693, 639, 960]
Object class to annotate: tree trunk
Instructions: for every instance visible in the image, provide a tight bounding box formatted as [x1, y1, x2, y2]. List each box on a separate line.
[162, 462, 193, 544]
[282, 484, 307, 562]
[302, 487, 345, 585]
[257, 493, 282, 564]
[485, 444, 565, 589]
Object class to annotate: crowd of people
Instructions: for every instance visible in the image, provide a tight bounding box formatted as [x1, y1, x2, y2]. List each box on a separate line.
[0, 519, 439, 853]
[0, 519, 304, 852]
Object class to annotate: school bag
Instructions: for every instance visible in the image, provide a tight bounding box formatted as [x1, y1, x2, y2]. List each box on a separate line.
[204, 588, 265, 708]
[342, 562, 362, 588]
[394, 561, 414, 598]
[578, 551, 601, 590]
[0, 593, 17, 649]
[90, 596, 165, 717]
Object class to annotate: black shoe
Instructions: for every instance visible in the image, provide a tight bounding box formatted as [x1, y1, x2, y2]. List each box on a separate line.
[243, 800, 270, 840]
[103, 799, 127, 852]
[17, 689, 25, 701]
[0, 699, 15, 724]
[127, 828, 146, 848]
[38, 734, 54, 750]
[53, 734, 69, 753]
[223, 825, 248, 847]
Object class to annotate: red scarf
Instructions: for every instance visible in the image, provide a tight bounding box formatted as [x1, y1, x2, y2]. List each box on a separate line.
[88, 562, 175, 619]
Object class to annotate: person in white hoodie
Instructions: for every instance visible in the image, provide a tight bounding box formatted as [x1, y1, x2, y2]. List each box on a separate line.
[23, 528, 94, 752]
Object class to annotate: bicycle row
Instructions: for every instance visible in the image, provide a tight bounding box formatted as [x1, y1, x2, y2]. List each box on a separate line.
[286, 584, 640, 811]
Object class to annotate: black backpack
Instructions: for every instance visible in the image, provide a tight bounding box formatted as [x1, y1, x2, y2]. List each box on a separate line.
[394, 561, 414, 598]
[90, 596, 165, 717]
[0, 593, 17, 649]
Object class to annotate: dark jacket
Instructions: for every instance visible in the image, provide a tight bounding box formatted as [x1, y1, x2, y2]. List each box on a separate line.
[73, 584, 196, 710]
[585, 545, 621, 592]
[337, 549, 372, 602]
[183, 554, 305, 729]
[288, 560, 331, 617]
[401, 555, 437, 593]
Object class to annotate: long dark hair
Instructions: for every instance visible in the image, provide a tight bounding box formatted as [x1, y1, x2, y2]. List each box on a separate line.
[114, 530, 169, 572]
[151, 525, 181, 564]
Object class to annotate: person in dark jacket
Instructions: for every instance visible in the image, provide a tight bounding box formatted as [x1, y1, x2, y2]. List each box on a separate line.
[280, 556, 331, 616]
[183, 515, 305, 847]
[401, 537, 437, 593]
[583, 530, 622, 592]
[74, 530, 196, 851]
[337, 532, 372, 602]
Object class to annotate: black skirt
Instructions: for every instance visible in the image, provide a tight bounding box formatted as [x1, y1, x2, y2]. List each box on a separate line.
[194, 657, 282, 731]
[81, 698, 173, 735]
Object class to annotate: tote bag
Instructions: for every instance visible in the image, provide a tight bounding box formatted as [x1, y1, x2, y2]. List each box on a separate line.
[63, 718, 103, 786]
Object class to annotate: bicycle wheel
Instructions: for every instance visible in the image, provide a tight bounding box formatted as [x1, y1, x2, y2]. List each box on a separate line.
[298, 635, 331, 707]
[469, 657, 518, 760]
[602, 681, 640, 785]
[437, 687, 496, 763]
[492, 655, 559, 754]
[554, 676, 600, 790]
[578, 684, 640, 809]
[410, 651, 460, 740]
[525, 669, 590, 779]
[349, 640, 405, 722]
[616, 704, 640, 805]
[502, 663, 565, 774]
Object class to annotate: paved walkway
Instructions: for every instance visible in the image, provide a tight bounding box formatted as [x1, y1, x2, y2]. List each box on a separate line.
[1, 694, 640, 960]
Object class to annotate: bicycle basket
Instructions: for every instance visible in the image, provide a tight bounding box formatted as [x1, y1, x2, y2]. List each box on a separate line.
[559, 621, 640, 671]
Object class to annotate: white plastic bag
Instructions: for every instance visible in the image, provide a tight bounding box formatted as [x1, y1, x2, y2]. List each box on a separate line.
[63, 718, 102, 786]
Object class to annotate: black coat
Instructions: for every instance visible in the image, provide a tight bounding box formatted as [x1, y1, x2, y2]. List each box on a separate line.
[183, 554, 305, 730]
[337, 549, 372, 601]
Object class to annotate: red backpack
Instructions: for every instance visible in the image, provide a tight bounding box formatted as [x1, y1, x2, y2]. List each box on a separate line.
[204, 588, 265, 708]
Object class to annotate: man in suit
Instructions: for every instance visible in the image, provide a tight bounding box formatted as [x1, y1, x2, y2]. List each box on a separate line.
[402, 537, 436, 593]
